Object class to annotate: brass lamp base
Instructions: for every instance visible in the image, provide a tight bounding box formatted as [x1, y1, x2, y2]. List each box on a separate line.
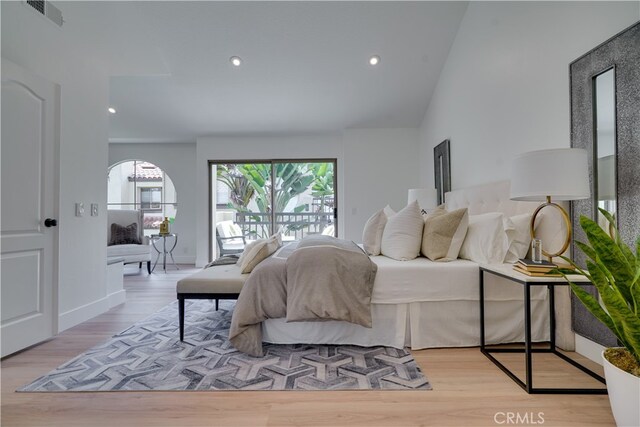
[530, 196, 572, 262]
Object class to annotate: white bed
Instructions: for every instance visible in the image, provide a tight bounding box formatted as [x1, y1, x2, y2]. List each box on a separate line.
[262, 180, 574, 351]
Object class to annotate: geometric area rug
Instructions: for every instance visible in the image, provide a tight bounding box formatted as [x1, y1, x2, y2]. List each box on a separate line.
[19, 300, 431, 392]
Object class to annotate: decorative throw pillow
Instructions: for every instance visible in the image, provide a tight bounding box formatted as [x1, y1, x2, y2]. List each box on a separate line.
[235, 231, 282, 266]
[109, 223, 141, 246]
[421, 206, 469, 261]
[362, 209, 388, 256]
[380, 201, 424, 261]
[503, 213, 533, 263]
[459, 212, 509, 264]
[383, 205, 396, 218]
[236, 238, 265, 266]
[239, 234, 280, 274]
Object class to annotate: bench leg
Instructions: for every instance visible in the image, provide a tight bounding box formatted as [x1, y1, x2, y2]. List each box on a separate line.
[216, 299, 219, 311]
[147, 261, 151, 274]
[179, 296, 185, 341]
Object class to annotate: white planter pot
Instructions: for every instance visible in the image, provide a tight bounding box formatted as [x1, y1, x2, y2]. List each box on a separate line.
[602, 350, 640, 427]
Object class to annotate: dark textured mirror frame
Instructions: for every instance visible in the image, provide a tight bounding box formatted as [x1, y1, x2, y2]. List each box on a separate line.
[569, 21, 640, 346]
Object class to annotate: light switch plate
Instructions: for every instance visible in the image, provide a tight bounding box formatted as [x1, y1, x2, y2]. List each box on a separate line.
[75, 202, 84, 217]
[91, 203, 98, 216]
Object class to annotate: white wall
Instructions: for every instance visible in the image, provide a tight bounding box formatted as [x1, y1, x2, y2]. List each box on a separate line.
[195, 129, 419, 266]
[343, 128, 420, 241]
[418, 2, 640, 190]
[2, 3, 110, 329]
[109, 143, 197, 263]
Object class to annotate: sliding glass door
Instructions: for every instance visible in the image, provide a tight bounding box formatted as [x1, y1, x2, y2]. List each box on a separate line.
[210, 159, 336, 260]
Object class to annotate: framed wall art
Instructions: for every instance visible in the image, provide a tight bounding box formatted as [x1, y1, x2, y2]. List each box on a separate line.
[434, 139, 451, 205]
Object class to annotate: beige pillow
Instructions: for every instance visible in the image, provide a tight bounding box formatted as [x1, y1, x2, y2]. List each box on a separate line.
[236, 238, 264, 266]
[239, 235, 280, 274]
[362, 209, 388, 256]
[380, 201, 424, 261]
[421, 206, 469, 261]
[459, 212, 509, 264]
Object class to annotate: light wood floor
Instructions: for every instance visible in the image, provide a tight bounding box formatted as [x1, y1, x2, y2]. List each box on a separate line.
[1, 265, 614, 427]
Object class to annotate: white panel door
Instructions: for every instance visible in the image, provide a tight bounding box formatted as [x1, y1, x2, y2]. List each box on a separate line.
[1, 59, 59, 357]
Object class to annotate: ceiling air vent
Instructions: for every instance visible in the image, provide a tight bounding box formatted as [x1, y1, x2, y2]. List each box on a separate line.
[25, 0, 64, 27]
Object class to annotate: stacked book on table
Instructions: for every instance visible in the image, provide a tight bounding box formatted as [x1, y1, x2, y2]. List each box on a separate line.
[513, 259, 561, 277]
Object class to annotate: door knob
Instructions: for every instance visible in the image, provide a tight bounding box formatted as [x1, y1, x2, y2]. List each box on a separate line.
[44, 218, 58, 227]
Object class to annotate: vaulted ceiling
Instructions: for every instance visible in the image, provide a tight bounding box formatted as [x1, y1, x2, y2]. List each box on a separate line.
[58, 1, 469, 142]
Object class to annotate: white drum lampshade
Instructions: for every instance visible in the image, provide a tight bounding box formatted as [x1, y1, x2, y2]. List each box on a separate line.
[510, 148, 590, 261]
[408, 188, 438, 213]
[510, 148, 590, 201]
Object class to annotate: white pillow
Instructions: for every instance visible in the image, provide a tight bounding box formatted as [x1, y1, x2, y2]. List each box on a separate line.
[503, 213, 532, 263]
[383, 205, 396, 217]
[238, 234, 280, 273]
[380, 201, 424, 261]
[362, 209, 388, 256]
[459, 212, 509, 264]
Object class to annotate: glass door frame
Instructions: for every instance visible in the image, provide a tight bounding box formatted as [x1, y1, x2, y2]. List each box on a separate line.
[208, 158, 338, 262]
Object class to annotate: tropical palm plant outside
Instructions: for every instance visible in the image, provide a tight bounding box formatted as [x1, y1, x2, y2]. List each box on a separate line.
[216, 162, 334, 238]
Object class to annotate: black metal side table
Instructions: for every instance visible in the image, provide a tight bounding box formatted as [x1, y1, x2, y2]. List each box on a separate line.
[150, 233, 179, 273]
[479, 264, 606, 394]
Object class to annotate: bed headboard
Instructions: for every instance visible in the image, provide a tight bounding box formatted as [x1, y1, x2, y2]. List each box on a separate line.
[445, 180, 568, 257]
[445, 180, 536, 217]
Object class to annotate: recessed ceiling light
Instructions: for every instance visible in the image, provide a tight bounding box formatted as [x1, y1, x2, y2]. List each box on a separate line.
[230, 56, 242, 67]
[369, 55, 380, 66]
[108, 107, 116, 114]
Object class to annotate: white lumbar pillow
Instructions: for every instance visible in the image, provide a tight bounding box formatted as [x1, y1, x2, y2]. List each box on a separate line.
[503, 213, 533, 263]
[459, 212, 509, 264]
[380, 201, 424, 261]
[362, 209, 388, 256]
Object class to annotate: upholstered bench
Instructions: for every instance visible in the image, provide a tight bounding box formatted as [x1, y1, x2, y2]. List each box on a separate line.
[176, 264, 248, 341]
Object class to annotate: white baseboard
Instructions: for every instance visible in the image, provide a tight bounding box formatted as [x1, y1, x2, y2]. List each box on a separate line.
[58, 297, 110, 333]
[107, 290, 126, 308]
[575, 334, 605, 365]
[171, 255, 196, 264]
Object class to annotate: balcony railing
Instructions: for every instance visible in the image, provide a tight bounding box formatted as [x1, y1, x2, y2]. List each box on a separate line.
[235, 211, 334, 240]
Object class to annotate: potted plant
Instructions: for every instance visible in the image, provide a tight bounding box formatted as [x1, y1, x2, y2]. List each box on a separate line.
[554, 208, 639, 427]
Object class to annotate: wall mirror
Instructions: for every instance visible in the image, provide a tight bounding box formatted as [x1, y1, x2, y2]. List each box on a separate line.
[593, 68, 616, 233]
[570, 22, 640, 347]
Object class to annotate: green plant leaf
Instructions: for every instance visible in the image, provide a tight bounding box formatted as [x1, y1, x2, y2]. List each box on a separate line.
[575, 241, 598, 265]
[293, 204, 308, 213]
[567, 280, 620, 341]
[580, 215, 634, 303]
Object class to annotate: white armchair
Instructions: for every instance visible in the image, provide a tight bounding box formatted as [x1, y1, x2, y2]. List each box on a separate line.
[107, 209, 152, 273]
[215, 220, 254, 256]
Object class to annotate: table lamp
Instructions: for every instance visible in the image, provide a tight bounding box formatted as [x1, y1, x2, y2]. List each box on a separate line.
[408, 188, 438, 214]
[510, 148, 590, 260]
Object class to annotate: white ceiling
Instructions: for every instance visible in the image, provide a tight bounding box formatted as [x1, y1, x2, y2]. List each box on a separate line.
[59, 1, 468, 142]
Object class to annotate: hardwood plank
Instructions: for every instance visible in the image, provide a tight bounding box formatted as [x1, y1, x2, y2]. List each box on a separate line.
[1, 265, 615, 426]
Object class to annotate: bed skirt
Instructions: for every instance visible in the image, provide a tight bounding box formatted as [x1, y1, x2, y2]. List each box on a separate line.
[262, 297, 550, 350]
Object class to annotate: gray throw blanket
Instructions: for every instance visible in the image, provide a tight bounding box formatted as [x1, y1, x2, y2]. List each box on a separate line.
[229, 236, 378, 357]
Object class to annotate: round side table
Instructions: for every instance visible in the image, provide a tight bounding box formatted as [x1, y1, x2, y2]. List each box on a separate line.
[150, 233, 179, 273]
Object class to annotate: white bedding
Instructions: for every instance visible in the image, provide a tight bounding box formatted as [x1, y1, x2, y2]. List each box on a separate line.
[262, 180, 570, 351]
[371, 255, 546, 303]
[262, 254, 550, 349]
